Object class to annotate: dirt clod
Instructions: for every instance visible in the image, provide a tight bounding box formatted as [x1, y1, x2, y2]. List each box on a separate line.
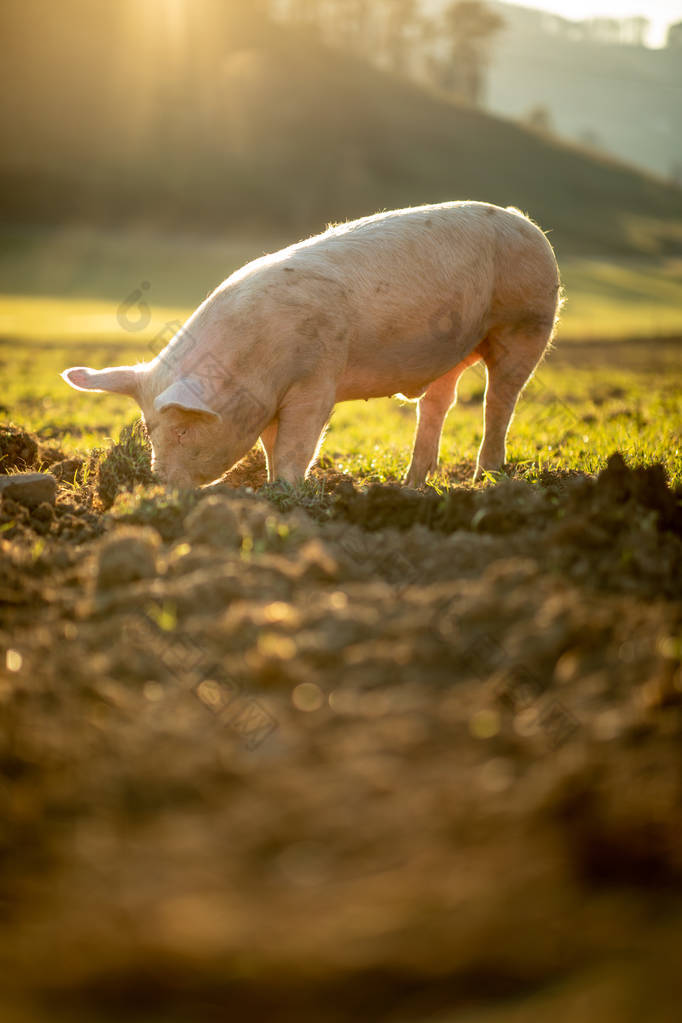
[0, 424, 38, 472]
[50, 456, 85, 483]
[93, 526, 161, 589]
[185, 494, 242, 547]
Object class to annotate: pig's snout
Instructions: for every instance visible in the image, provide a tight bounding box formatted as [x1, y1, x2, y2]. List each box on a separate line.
[152, 461, 197, 490]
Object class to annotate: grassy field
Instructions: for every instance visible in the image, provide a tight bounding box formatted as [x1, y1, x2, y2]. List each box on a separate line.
[3, 332, 680, 486]
[2, 298, 682, 1023]
[1, 227, 681, 486]
[2, 226, 682, 340]
[2, 235, 682, 1023]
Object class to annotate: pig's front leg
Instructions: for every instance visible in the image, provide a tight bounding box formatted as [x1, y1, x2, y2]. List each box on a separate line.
[260, 420, 278, 482]
[273, 380, 335, 483]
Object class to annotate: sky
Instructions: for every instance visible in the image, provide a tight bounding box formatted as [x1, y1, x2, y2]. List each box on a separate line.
[505, 1, 682, 46]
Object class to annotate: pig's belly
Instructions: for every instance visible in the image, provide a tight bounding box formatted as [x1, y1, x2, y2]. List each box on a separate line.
[334, 328, 478, 402]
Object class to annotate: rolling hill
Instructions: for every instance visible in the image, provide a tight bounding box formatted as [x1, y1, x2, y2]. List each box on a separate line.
[2, 5, 682, 263]
[486, 1, 682, 181]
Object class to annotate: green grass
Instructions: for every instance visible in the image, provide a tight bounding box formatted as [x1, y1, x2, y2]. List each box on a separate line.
[3, 332, 680, 487]
[1, 227, 680, 487]
[325, 342, 682, 487]
[560, 258, 682, 338]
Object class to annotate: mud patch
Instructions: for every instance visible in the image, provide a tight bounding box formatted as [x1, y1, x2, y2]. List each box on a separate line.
[1, 427, 681, 1023]
[0, 424, 38, 472]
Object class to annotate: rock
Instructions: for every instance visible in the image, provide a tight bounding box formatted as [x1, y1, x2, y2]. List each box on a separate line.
[185, 495, 242, 547]
[0, 427, 38, 473]
[0, 472, 57, 507]
[94, 527, 161, 589]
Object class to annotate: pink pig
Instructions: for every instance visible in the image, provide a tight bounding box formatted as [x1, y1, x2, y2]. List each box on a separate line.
[62, 201, 561, 488]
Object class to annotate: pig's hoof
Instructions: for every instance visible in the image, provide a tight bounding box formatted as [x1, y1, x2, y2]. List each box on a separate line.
[404, 462, 432, 488]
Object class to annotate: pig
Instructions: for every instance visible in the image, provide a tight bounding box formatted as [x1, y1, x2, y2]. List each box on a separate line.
[62, 201, 561, 489]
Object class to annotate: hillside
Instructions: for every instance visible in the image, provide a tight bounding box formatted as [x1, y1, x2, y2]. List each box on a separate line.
[486, 2, 682, 180]
[2, 6, 682, 261]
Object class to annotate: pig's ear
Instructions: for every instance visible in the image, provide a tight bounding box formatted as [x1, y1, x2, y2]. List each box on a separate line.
[153, 378, 221, 420]
[61, 366, 140, 398]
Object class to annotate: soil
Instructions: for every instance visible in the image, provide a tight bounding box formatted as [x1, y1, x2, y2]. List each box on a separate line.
[1, 426, 681, 1023]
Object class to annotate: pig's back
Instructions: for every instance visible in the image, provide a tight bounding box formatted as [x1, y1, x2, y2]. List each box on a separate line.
[228, 201, 555, 298]
[300, 202, 553, 332]
[286, 201, 501, 290]
[248, 201, 556, 319]
[215, 202, 559, 402]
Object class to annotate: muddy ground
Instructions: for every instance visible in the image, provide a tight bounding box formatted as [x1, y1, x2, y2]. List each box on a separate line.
[1, 423, 681, 1022]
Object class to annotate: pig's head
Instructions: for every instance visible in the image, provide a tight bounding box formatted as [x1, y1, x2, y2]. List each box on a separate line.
[61, 364, 262, 488]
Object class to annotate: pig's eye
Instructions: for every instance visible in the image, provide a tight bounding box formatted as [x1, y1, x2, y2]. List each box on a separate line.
[176, 427, 189, 441]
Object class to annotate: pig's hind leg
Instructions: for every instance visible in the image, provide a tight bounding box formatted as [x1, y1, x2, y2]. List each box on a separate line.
[474, 322, 552, 482]
[405, 352, 480, 488]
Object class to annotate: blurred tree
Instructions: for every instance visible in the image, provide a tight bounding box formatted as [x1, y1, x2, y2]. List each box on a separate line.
[585, 18, 621, 44]
[525, 105, 554, 136]
[284, 0, 322, 30]
[328, 0, 373, 56]
[622, 16, 648, 46]
[667, 21, 682, 48]
[280, 0, 420, 71]
[381, 0, 419, 74]
[432, 1, 504, 107]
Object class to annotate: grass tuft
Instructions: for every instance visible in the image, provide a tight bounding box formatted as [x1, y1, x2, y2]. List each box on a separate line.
[95, 420, 154, 509]
[110, 485, 200, 542]
[261, 478, 332, 517]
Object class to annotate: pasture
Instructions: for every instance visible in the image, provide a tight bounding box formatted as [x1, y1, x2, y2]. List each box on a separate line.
[2, 224, 681, 479]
